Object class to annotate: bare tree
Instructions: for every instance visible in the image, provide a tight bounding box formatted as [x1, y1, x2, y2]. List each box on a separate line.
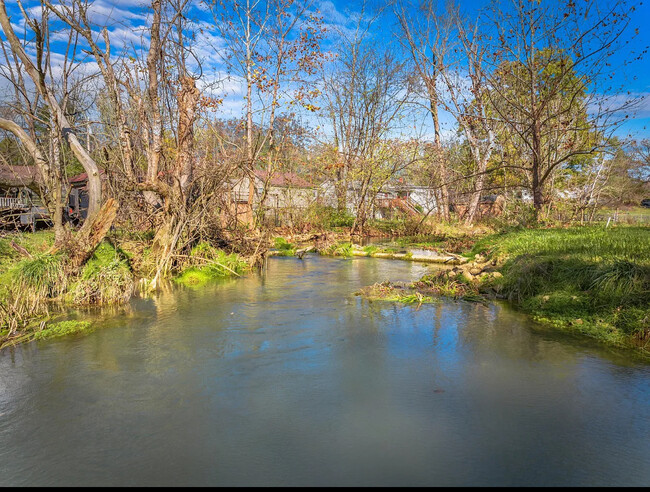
[322, 4, 412, 235]
[482, 0, 642, 219]
[394, 0, 451, 220]
[437, 8, 496, 224]
[0, 0, 103, 220]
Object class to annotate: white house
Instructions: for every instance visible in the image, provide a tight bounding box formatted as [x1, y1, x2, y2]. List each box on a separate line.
[229, 170, 318, 225]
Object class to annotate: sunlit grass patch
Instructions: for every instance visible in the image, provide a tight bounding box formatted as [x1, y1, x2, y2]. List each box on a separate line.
[272, 237, 296, 256]
[175, 242, 250, 286]
[473, 225, 650, 346]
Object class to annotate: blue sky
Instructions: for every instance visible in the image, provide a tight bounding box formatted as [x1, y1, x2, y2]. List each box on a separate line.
[2, 0, 650, 140]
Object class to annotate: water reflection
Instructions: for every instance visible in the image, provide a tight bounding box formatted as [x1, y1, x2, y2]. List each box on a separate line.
[0, 256, 648, 486]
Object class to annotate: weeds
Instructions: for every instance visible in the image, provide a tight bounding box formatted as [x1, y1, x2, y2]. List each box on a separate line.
[322, 241, 354, 257]
[273, 237, 296, 256]
[70, 242, 134, 305]
[175, 242, 250, 286]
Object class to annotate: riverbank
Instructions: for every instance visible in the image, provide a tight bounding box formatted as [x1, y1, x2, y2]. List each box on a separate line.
[0, 222, 483, 347]
[357, 225, 650, 351]
[4, 223, 648, 354]
[0, 230, 251, 348]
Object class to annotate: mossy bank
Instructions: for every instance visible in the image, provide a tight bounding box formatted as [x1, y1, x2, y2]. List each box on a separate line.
[0, 231, 250, 348]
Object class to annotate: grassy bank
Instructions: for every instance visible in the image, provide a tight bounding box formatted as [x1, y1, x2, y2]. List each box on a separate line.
[358, 225, 650, 350]
[0, 231, 250, 348]
[470, 226, 649, 346]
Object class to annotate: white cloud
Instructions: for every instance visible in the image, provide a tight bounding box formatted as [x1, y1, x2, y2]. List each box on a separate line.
[49, 0, 147, 24]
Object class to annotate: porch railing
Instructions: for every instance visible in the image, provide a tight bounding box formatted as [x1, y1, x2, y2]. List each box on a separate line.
[0, 197, 26, 209]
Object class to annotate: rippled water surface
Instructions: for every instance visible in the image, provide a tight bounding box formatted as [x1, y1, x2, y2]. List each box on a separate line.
[0, 256, 649, 486]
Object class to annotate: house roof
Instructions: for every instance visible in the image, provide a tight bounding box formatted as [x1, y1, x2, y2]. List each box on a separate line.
[0, 165, 40, 187]
[254, 170, 314, 189]
[68, 169, 108, 185]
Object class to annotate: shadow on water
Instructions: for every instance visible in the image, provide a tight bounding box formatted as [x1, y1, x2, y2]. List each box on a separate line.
[0, 255, 648, 486]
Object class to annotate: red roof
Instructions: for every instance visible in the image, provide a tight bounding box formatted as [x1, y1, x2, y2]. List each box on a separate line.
[68, 169, 107, 184]
[254, 170, 314, 188]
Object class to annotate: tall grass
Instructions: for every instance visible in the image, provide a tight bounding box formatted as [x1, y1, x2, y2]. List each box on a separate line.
[471, 226, 650, 263]
[474, 226, 650, 345]
[71, 242, 134, 305]
[12, 253, 67, 299]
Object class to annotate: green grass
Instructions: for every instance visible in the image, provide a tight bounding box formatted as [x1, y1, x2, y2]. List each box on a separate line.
[322, 241, 354, 257]
[470, 226, 650, 346]
[362, 245, 379, 255]
[0, 231, 55, 269]
[11, 252, 67, 298]
[175, 242, 250, 286]
[273, 237, 296, 256]
[469, 226, 649, 263]
[70, 241, 134, 305]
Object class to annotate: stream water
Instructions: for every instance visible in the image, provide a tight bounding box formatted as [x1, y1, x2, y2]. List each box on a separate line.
[0, 256, 648, 486]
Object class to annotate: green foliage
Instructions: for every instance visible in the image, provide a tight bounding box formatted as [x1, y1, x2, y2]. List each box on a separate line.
[175, 242, 250, 286]
[307, 205, 355, 229]
[32, 320, 92, 341]
[363, 245, 379, 255]
[273, 237, 296, 256]
[71, 242, 134, 305]
[323, 241, 354, 257]
[273, 237, 294, 250]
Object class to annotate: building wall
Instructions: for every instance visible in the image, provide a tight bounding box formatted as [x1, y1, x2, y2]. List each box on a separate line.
[406, 188, 438, 213]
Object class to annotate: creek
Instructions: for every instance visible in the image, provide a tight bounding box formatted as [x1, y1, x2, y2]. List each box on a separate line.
[0, 256, 648, 486]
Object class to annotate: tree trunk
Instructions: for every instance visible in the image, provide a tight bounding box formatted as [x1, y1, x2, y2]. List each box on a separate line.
[176, 75, 200, 199]
[143, 0, 163, 210]
[56, 198, 118, 268]
[428, 89, 450, 221]
[465, 186, 482, 225]
[0, 0, 102, 221]
[335, 167, 348, 212]
[532, 159, 544, 219]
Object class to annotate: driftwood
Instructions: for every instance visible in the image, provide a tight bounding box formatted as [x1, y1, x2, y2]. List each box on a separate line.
[9, 241, 32, 258]
[171, 254, 241, 277]
[295, 246, 316, 259]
